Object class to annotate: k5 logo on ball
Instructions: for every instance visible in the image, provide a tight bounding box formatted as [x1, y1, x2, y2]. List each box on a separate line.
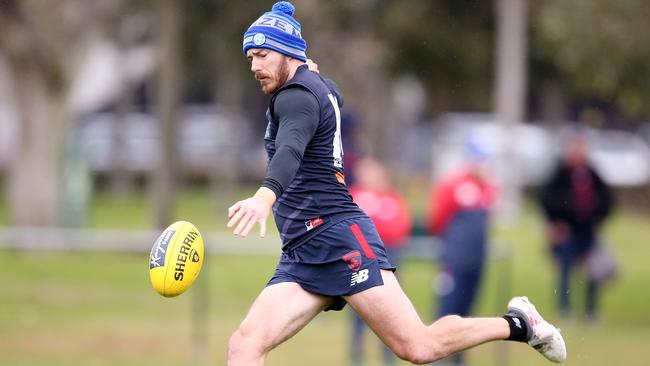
[150, 229, 175, 269]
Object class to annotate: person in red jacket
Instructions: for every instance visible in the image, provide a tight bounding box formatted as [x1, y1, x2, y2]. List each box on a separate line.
[427, 142, 497, 366]
[348, 157, 412, 366]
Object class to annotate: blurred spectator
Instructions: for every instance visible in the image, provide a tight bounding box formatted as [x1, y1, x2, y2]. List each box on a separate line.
[426, 141, 497, 366]
[348, 157, 412, 366]
[539, 130, 615, 320]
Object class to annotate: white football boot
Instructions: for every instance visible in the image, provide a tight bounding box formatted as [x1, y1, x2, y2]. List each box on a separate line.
[507, 296, 567, 363]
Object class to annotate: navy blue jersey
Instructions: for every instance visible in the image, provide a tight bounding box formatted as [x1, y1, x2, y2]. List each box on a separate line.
[264, 66, 365, 250]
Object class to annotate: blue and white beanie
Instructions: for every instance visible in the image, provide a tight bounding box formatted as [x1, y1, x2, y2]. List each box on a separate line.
[242, 1, 307, 62]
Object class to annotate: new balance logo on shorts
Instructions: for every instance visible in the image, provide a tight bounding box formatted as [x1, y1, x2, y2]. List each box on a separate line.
[350, 269, 369, 286]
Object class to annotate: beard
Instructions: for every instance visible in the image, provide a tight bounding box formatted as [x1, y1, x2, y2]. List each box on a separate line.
[260, 57, 290, 94]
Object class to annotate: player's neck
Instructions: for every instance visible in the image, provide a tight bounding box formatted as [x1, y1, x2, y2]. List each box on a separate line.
[286, 59, 305, 81]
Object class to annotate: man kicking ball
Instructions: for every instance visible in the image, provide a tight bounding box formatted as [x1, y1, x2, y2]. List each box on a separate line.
[226, 2, 566, 365]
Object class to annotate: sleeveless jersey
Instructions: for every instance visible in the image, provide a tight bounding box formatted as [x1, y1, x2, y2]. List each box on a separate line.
[264, 65, 365, 250]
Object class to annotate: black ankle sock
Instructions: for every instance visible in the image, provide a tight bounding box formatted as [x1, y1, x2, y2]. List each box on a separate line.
[503, 314, 529, 342]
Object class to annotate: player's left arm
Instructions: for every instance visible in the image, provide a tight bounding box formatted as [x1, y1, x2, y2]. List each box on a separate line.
[263, 87, 319, 197]
[227, 87, 319, 237]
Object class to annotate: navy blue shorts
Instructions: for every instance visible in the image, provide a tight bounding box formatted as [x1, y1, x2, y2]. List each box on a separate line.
[267, 216, 395, 311]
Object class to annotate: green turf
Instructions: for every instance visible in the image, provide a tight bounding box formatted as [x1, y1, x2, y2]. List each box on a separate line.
[1, 189, 649, 365]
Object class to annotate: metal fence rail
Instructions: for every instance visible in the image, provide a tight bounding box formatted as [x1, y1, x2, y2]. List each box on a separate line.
[0, 226, 274, 254]
[0, 226, 513, 261]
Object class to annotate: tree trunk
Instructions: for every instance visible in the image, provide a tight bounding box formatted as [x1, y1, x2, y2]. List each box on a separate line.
[213, 27, 245, 193]
[494, 0, 529, 222]
[6, 65, 69, 227]
[1, 1, 70, 227]
[152, 0, 183, 229]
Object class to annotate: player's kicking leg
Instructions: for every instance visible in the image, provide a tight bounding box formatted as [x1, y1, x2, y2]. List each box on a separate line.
[228, 282, 334, 366]
[345, 270, 566, 364]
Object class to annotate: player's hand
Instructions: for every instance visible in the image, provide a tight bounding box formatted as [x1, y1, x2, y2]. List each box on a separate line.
[306, 59, 319, 73]
[227, 187, 276, 238]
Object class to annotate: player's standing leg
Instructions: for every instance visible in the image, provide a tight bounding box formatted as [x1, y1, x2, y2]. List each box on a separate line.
[228, 282, 333, 365]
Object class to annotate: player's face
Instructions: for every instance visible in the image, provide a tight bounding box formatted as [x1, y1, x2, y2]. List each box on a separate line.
[247, 48, 290, 94]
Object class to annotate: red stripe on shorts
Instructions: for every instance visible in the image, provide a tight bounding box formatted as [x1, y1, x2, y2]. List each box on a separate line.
[350, 223, 376, 259]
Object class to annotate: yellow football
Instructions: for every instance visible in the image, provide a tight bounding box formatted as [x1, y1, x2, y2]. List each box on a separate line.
[149, 221, 204, 297]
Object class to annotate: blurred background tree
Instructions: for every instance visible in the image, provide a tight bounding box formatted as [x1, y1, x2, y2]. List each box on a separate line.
[0, 0, 130, 226]
[2, 0, 650, 228]
[530, 0, 650, 128]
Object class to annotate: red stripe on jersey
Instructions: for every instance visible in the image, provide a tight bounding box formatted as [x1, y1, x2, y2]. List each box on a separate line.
[350, 223, 376, 259]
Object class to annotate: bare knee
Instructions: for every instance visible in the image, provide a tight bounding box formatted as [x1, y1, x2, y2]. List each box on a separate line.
[391, 315, 462, 364]
[227, 328, 252, 363]
[227, 325, 269, 364]
[391, 341, 445, 365]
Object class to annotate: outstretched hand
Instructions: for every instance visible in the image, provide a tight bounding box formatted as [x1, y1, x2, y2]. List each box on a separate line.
[227, 187, 276, 238]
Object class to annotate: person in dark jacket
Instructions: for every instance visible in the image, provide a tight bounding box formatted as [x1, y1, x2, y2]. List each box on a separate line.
[540, 131, 614, 319]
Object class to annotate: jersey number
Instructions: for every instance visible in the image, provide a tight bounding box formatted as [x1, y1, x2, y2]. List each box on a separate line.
[327, 94, 344, 168]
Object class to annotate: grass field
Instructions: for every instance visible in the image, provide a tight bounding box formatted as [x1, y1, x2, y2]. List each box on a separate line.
[1, 188, 649, 365]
